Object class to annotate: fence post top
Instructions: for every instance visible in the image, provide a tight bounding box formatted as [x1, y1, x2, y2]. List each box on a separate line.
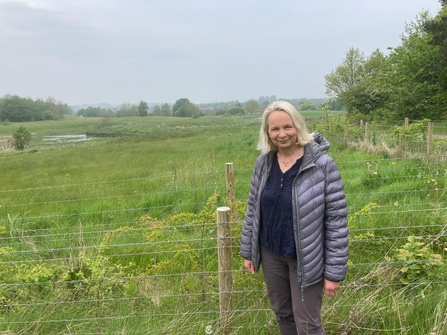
[217, 206, 231, 212]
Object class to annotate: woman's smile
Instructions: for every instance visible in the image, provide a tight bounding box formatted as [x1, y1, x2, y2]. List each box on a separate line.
[267, 111, 298, 150]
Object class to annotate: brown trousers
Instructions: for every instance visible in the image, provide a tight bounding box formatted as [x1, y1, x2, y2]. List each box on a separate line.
[261, 246, 325, 335]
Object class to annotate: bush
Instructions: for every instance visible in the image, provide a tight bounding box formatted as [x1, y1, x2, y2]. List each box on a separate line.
[9, 126, 33, 150]
[225, 106, 245, 115]
[392, 236, 445, 285]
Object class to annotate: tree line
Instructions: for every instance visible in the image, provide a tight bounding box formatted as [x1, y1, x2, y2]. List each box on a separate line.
[76, 99, 197, 118]
[76, 96, 329, 119]
[325, 1, 447, 121]
[0, 95, 72, 122]
[77, 98, 260, 118]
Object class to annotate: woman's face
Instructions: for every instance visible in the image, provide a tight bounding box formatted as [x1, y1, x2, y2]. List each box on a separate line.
[267, 111, 298, 150]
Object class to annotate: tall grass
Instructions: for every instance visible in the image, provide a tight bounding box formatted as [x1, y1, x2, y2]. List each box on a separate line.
[0, 114, 446, 334]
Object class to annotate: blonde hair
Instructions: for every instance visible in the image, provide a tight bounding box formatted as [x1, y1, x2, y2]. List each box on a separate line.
[257, 101, 312, 154]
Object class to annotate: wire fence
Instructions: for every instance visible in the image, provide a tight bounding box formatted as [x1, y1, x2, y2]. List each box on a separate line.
[1, 126, 447, 334]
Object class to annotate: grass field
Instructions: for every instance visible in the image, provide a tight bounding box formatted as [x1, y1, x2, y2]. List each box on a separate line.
[0, 113, 446, 334]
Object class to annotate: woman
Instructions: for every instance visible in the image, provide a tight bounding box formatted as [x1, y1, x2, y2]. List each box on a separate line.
[240, 101, 348, 334]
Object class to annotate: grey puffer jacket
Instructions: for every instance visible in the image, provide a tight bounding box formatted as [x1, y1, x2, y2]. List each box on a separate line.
[240, 133, 348, 288]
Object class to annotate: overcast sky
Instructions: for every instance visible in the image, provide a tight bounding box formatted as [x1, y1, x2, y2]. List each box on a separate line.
[0, 0, 442, 106]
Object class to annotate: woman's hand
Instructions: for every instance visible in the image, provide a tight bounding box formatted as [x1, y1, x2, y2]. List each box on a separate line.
[243, 259, 255, 274]
[323, 279, 340, 297]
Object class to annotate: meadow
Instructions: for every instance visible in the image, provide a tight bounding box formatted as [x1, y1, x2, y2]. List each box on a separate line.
[0, 113, 446, 334]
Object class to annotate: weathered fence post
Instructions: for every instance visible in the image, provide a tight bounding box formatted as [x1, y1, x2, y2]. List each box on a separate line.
[427, 121, 434, 155]
[217, 207, 232, 334]
[225, 163, 236, 222]
[364, 122, 370, 144]
[398, 118, 409, 153]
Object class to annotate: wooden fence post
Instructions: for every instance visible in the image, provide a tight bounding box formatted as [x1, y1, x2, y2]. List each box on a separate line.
[217, 207, 232, 334]
[427, 122, 433, 155]
[225, 163, 236, 222]
[398, 118, 409, 153]
[364, 122, 370, 144]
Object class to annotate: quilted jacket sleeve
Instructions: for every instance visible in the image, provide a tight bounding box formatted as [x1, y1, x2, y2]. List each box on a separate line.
[240, 156, 263, 260]
[323, 157, 349, 282]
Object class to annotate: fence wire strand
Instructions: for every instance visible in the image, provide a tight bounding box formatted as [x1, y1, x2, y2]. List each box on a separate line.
[1, 151, 447, 333]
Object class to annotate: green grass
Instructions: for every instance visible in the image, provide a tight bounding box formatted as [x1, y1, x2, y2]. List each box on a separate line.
[0, 113, 446, 334]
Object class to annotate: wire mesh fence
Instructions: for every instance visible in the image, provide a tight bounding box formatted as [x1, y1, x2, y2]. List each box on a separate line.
[0, 121, 447, 334]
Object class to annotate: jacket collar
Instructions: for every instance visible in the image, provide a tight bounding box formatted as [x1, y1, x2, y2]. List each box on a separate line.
[264, 132, 330, 172]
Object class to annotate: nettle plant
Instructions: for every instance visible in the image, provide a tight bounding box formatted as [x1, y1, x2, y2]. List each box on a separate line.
[392, 236, 445, 285]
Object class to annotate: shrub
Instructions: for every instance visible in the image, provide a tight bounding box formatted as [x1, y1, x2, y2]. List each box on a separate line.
[392, 119, 430, 142]
[392, 236, 445, 285]
[9, 126, 33, 150]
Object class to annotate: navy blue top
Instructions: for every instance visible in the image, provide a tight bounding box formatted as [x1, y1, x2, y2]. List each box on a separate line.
[260, 154, 303, 259]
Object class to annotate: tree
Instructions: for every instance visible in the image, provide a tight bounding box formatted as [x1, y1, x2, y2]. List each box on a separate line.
[225, 106, 245, 115]
[160, 103, 172, 116]
[259, 100, 270, 111]
[257, 96, 269, 104]
[325, 48, 366, 103]
[45, 96, 68, 119]
[174, 102, 199, 117]
[116, 103, 138, 117]
[325, 48, 391, 117]
[327, 9, 447, 121]
[9, 126, 32, 150]
[423, 3, 447, 92]
[77, 106, 107, 117]
[0, 95, 67, 122]
[151, 105, 162, 116]
[0, 96, 39, 122]
[300, 101, 317, 111]
[347, 50, 390, 116]
[172, 98, 190, 115]
[138, 101, 149, 116]
[244, 99, 259, 114]
[383, 11, 446, 120]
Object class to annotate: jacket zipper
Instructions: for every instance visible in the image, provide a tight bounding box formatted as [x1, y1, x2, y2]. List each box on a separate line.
[293, 151, 315, 302]
[292, 176, 305, 301]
